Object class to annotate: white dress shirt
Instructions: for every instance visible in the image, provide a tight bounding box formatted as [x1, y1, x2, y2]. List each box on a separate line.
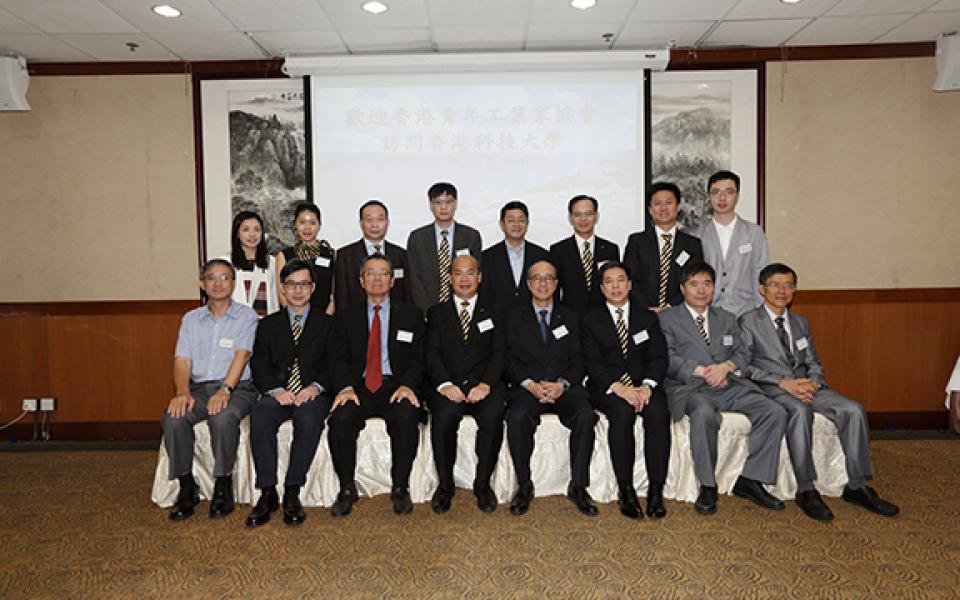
[713, 216, 739, 260]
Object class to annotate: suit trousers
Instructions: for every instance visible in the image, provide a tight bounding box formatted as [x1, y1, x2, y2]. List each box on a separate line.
[592, 389, 670, 487]
[327, 379, 422, 489]
[160, 380, 257, 479]
[427, 387, 506, 493]
[764, 387, 873, 485]
[506, 385, 597, 487]
[684, 382, 786, 487]
[249, 393, 332, 488]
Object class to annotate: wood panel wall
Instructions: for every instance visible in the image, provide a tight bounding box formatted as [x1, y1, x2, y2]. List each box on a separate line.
[1, 291, 956, 439]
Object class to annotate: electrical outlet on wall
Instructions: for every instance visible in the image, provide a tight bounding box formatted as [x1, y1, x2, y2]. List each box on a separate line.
[22, 398, 38, 412]
[40, 397, 57, 411]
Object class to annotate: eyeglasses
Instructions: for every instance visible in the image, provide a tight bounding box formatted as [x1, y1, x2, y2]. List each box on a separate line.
[764, 281, 796, 290]
[528, 275, 557, 283]
[572, 211, 596, 218]
[708, 187, 738, 198]
[283, 280, 314, 290]
[203, 274, 233, 282]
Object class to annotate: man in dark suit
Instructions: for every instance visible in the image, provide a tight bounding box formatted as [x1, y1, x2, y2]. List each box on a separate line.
[504, 259, 599, 517]
[582, 261, 670, 520]
[327, 254, 425, 517]
[247, 259, 333, 528]
[334, 199, 408, 311]
[740, 263, 899, 520]
[658, 261, 787, 516]
[623, 182, 704, 311]
[406, 182, 482, 312]
[425, 255, 506, 514]
[550, 194, 619, 313]
[480, 201, 549, 315]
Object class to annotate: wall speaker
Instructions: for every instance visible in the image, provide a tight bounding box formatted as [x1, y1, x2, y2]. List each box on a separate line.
[0, 52, 30, 111]
[933, 33, 960, 92]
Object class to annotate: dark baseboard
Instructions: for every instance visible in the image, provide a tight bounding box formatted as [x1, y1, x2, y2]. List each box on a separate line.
[867, 411, 947, 431]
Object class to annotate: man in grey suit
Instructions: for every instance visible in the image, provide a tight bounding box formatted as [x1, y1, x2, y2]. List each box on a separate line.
[658, 261, 787, 515]
[694, 170, 769, 317]
[740, 263, 899, 520]
[406, 182, 483, 313]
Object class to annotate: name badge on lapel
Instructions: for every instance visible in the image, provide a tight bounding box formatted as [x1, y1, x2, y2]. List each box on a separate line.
[393, 268, 404, 279]
[477, 318, 494, 333]
[633, 330, 649, 345]
[738, 243, 752, 255]
[218, 338, 234, 348]
[315, 256, 331, 268]
[796, 337, 809, 351]
[722, 334, 734, 347]
[396, 330, 413, 343]
[675, 251, 690, 266]
[552, 325, 569, 340]
[456, 248, 470, 257]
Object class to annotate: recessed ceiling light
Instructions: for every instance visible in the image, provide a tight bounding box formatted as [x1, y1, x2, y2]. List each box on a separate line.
[151, 4, 181, 18]
[571, 0, 597, 9]
[361, 1, 389, 15]
[780, 0, 803, 4]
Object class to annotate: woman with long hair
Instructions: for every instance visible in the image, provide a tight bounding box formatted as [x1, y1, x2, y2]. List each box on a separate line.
[226, 211, 278, 317]
[275, 203, 335, 313]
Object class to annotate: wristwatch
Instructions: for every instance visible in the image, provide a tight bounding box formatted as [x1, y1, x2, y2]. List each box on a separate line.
[218, 381, 234, 393]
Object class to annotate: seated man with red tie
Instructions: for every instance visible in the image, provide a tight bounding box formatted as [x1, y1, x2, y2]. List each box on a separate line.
[327, 254, 425, 516]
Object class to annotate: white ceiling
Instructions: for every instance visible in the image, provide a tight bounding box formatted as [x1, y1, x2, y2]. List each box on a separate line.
[0, 0, 957, 62]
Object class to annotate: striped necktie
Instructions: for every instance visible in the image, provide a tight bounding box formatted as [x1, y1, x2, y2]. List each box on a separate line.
[438, 230, 451, 302]
[775, 316, 797, 369]
[658, 233, 672, 307]
[459, 300, 471, 342]
[615, 308, 633, 386]
[287, 313, 303, 394]
[695, 314, 710, 346]
[582, 240, 594, 292]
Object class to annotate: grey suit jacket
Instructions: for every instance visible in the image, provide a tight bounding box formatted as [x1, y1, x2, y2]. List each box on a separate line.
[658, 304, 760, 420]
[738, 306, 828, 394]
[694, 217, 769, 317]
[406, 221, 482, 312]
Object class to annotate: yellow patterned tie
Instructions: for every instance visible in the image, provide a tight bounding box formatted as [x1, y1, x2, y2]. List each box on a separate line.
[658, 233, 672, 307]
[616, 308, 633, 386]
[287, 313, 303, 393]
[582, 240, 594, 292]
[373, 243, 382, 255]
[438, 230, 451, 303]
[459, 300, 470, 342]
[695, 314, 710, 346]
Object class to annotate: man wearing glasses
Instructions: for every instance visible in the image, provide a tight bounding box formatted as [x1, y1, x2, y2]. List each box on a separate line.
[406, 182, 482, 312]
[161, 259, 259, 521]
[504, 259, 599, 517]
[246, 259, 334, 528]
[550, 194, 620, 313]
[694, 170, 769, 317]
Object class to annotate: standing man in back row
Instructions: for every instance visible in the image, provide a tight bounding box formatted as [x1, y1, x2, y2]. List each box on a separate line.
[334, 199, 408, 310]
[406, 182, 482, 313]
[694, 171, 769, 317]
[550, 194, 619, 313]
[480, 201, 549, 315]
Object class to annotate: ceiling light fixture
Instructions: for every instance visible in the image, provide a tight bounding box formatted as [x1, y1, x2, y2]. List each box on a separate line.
[361, 1, 389, 15]
[151, 4, 181, 18]
[780, 0, 803, 4]
[571, 0, 597, 10]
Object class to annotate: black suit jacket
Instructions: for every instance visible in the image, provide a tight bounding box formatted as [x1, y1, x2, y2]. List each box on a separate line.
[549, 235, 620, 314]
[250, 308, 333, 395]
[581, 304, 668, 396]
[332, 300, 425, 393]
[505, 303, 584, 386]
[425, 297, 504, 389]
[333, 239, 409, 311]
[622, 228, 704, 309]
[480, 240, 549, 315]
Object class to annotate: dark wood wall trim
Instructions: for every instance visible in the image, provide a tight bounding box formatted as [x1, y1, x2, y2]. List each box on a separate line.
[795, 288, 960, 304]
[29, 59, 285, 77]
[0, 300, 198, 316]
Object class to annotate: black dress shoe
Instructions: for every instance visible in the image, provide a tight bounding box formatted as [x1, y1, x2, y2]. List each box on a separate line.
[474, 486, 497, 513]
[283, 487, 306, 526]
[209, 476, 235, 518]
[617, 484, 643, 519]
[733, 476, 785, 510]
[169, 485, 200, 521]
[391, 486, 413, 515]
[842, 485, 900, 517]
[695, 485, 717, 515]
[566, 483, 599, 517]
[645, 483, 667, 519]
[245, 488, 279, 528]
[330, 485, 358, 517]
[795, 489, 834, 521]
[431, 487, 453, 514]
[510, 481, 534, 516]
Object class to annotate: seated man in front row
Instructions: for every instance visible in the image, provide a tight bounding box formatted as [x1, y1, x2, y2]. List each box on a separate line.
[504, 259, 599, 517]
[247, 259, 334, 528]
[740, 263, 899, 520]
[161, 259, 259, 521]
[658, 261, 787, 515]
[582, 261, 670, 520]
[327, 254, 425, 517]
[425, 255, 506, 514]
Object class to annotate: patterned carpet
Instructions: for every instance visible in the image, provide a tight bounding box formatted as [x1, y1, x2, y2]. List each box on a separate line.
[1, 440, 958, 599]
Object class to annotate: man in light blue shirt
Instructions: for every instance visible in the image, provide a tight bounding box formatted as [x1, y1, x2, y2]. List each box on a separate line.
[161, 259, 259, 522]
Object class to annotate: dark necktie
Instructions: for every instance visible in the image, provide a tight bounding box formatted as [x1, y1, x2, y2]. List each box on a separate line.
[775, 316, 797, 369]
[615, 308, 633, 386]
[658, 233, 672, 307]
[582, 240, 594, 292]
[373, 243, 382, 255]
[365, 305, 383, 393]
[695, 314, 710, 345]
[459, 300, 471, 342]
[538, 309, 549, 344]
[287, 313, 303, 393]
[438, 231, 451, 302]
